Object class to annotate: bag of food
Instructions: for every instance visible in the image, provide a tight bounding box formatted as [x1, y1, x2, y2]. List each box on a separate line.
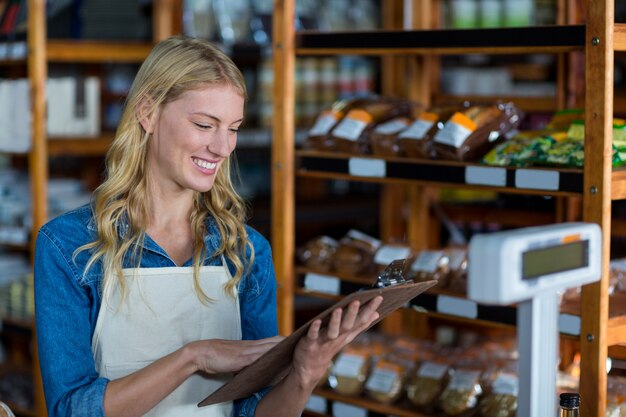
[406, 359, 452, 412]
[408, 250, 450, 287]
[297, 235, 339, 273]
[478, 372, 518, 417]
[370, 117, 412, 157]
[329, 99, 414, 154]
[438, 366, 484, 417]
[398, 106, 460, 159]
[365, 355, 412, 404]
[333, 229, 381, 276]
[433, 102, 523, 161]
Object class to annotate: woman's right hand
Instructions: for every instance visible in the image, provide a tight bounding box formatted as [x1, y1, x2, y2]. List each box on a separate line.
[187, 336, 284, 374]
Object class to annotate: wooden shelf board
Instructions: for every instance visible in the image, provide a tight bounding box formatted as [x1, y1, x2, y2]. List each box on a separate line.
[615, 24, 626, 52]
[0, 243, 29, 252]
[47, 40, 153, 63]
[296, 150, 585, 197]
[296, 25, 585, 56]
[433, 94, 558, 113]
[312, 387, 432, 417]
[1, 316, 34, 330]
[48, 134, 114, 156]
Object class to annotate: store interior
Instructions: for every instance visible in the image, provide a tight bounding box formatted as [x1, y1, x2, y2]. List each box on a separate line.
[1, 0, 626, 416]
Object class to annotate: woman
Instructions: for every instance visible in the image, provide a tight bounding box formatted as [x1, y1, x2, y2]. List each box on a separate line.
[34, 36, 381, 417]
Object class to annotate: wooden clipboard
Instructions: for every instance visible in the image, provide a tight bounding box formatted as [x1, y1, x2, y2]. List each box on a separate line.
[198, 279, 437, 407]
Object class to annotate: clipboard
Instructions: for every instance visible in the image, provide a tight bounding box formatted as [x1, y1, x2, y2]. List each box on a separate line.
[198, 260, 437, 407]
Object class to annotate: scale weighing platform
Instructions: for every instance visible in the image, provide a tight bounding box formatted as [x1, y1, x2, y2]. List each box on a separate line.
[468, 222, 602, 417]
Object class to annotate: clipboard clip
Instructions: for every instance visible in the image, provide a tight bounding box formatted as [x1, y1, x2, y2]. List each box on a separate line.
[372, 259, 407, 288]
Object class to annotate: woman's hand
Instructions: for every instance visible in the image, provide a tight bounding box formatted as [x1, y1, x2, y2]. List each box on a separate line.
[291, 296, 383, 388]
[187, 336, 283, 374]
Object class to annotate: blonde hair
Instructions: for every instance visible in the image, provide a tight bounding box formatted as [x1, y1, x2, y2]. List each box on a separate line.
[76, 36, 252, 303]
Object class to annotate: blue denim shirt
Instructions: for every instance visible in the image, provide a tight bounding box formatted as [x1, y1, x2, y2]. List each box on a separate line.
[34, 204, 278, 417]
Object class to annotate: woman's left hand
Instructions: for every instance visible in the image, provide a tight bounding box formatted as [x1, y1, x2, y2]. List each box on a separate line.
[291, 296, 383, 389]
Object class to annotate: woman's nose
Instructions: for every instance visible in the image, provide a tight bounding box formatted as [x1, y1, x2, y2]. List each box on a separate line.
[208, 128, 234, 157]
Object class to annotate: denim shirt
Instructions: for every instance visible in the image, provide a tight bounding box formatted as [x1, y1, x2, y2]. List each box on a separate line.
[34, 204, 278, 417]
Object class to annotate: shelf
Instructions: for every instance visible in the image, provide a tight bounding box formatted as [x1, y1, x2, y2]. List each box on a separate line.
[1, 316, 34, 331]
[432, 94, 559, 113]
[310, 387, 430, 417]
[48, 134, 115, 156]
[295, 267, 626, 342]
[296, 25, 585, 56]
[46, 40, 153, 63]
[616, 24, 626, 52]
[296, 150, 626, 199]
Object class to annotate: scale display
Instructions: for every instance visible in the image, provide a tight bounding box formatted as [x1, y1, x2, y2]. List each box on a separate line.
[522, 240, 589, 280]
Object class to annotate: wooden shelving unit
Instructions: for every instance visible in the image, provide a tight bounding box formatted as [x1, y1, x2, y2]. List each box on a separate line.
[2, 2, 181, 415]
[272, 1, 622, 416]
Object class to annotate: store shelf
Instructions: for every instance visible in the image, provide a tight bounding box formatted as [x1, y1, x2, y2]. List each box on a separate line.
[295, 266, 626, 342]
[47, 134, 115, 157]
[296, 25, 585, 56]
[46, 40, 153, 63]
[297, 150, 626, 198]
[432, 94, 559, 113]
[310, 387, 430, 417]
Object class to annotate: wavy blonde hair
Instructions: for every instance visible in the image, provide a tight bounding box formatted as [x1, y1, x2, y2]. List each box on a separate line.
[76, 36, 252, 303]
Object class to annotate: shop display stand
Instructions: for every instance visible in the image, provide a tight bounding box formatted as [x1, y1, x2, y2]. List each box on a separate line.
[271, 1, 625, 416]
[0, 2, 180, 415]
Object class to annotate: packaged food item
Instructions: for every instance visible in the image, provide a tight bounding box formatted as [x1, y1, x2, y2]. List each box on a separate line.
[370, 117, 412, 157]
[406, 359, 452, 412]
[444, 247, 468, 294]
[329, 99, 414, 154]
[438, 365, 484, 417]
[545, 109, 584, 131]
[433, 102, 523, 161]
[372, 242, 412, 275]
[297, 235, 339, 273]
[304, 97, 371, 151]
[397, 109, 452, 159]
[408, 250, 450, 287]
[478, 372, 518, 417]
[364, 354, 412, 404]
[328, 345, 372, 396]
[333, 229, 381, 276]
[481, 135, 533, 167]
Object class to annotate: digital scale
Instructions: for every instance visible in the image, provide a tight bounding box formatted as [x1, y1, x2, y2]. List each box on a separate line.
[468, 222, 602, 417]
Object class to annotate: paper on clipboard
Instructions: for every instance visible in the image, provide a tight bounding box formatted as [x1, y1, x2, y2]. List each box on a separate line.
[198, 277, 436, 407]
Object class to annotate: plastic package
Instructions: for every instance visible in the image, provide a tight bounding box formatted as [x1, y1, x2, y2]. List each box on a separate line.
[398, 106, 459, 159]
[364, 354, 412, 404]
[370, 117, 412, 156]
[406, 359, 452, 412]
[304, 97, 371, 151]
[408, 250, 450, 287]
[433, 102, 523, 161]
[478, 371, 518, 417]
[333, 229, 381, 276]
[438, 363, 484, 417]
[328, 345, 372, 396]
[329, 99, 414, 154]
[444, 247, 468, 294]
[297, 235, 338, 273]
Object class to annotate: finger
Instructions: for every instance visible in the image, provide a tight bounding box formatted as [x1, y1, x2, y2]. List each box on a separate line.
[307, 319, 321, 340]
[359, 296, 383, 323]
[341, 300, 360, 331]
[326, 308, 343, 339]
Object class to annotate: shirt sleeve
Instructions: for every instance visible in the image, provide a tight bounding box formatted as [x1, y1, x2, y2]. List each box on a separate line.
[34, 227, 108, 417]
[233, 231, 278, 417]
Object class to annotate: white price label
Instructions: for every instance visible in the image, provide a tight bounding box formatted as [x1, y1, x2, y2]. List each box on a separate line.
[446, 248, 466, 271]
[332, 353, 366, 378]
[332, 402, 367, 417]
[348, 157, 386, 178]
[365, 368, 399, 393]
[304, 273, 340, 295]
[418, 362, 448, 380]
[332, 118, 368, 141]
[374, 119, 409, 135]
[448, 370, 481, 390]
[399, 119, 435, 140]
[308, 114, 338, 137]
[465, 166, 507, 187]
[374, 245, 411, 265]
[434, 120, 473, 148]
[515, 169, 560, 191]
[493, 373, 519, 396]
[410, 250, 444, 273]
[437, 295, 478, 319]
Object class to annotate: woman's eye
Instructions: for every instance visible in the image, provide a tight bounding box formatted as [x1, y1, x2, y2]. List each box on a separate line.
[194, 123, 213, 130]
[229, 128, 239, 134]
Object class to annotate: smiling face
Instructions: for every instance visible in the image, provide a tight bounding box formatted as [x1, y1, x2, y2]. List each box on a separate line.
[144, 84, 244, 196]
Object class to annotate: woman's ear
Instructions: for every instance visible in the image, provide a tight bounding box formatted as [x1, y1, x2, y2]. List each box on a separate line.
[136, 95, 157, 134]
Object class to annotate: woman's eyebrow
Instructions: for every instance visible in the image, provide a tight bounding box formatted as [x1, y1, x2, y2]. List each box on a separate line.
[191, 112, 244, 124]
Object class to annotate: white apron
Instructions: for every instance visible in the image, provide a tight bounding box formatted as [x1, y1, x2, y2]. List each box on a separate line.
[91, 264, 241, 417]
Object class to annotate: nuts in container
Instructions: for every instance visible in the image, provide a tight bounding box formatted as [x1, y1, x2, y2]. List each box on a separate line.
[364, 355, 412, 405]
[478, 371, 518, 417]
[437, 365, 484, 417]
[406, 358, 452, 412]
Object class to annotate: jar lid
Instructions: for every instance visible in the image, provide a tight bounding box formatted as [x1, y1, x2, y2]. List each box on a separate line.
[559, 392, 580, 408]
